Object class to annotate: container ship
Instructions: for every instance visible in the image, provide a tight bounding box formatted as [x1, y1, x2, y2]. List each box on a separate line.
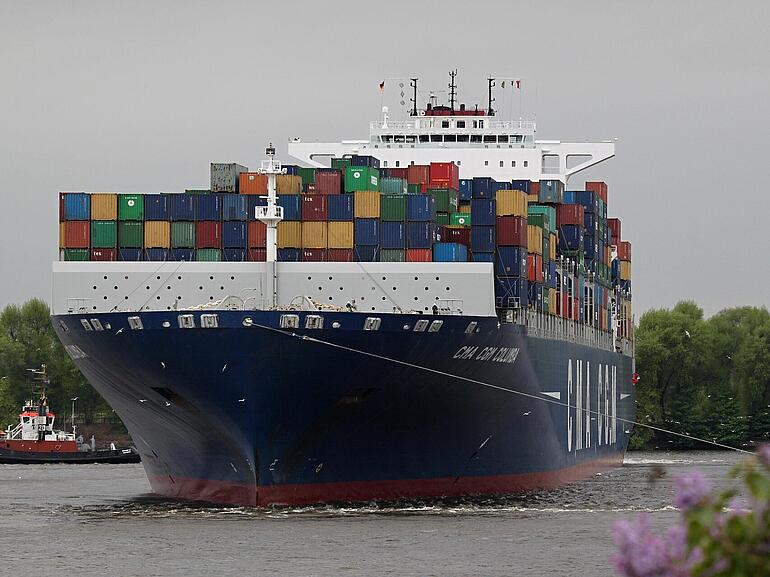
[51, 75, 635, 506]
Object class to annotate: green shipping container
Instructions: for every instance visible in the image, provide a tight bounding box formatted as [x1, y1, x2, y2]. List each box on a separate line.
[331, 158, 351, 171]
[118, 194, 144, 220]
[528, 214, 549, 231]
[407, 183, 421, 194]
[450, 212, 471, 226]
[118, 221, 144, 248]
[542, 234, 550, 264]
[345, 166, 379, 192]
[91, 221, 117, 248]
[184, 189, 210, 195]
[195, 248, 221, 262]
[380, 177, 407, 195]
[435, 212, 450, 226]
[63, 248, 89, 261]
[380, 194, 406, 221]
[527, 205, 556, 233]
[379, 249, 405, 262]
[428, 188, 458, 213]
[171, 221, 196, 248]
[298, 167, 316, 186]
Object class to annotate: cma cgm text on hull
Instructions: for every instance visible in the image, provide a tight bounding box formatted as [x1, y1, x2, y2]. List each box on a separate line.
[52, 74, 634, 505]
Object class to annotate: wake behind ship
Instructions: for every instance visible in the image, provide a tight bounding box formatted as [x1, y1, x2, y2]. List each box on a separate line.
[51, 75, 635, 506]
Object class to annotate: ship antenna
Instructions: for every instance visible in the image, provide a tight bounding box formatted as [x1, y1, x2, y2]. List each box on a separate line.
[409, 78, 419, 117]
[487, 76, 496, 116]
[448, 69, 457, 114]
[256, 143, 285, 308]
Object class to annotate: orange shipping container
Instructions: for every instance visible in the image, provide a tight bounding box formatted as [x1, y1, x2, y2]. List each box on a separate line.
[277, 221, 302, 248]
[527, 225, 543, 255]
[327, 221, 353, 249]
[302, 222, 328, 249]
[354, 191, 380, 218]
[90, 193, 118, 220]
[276, 175, 302, 195]
[239, 173, 268, 195]
[61, 221, 90, 248]
[144, 221, 170, 248]
[248, 221, 266, 248]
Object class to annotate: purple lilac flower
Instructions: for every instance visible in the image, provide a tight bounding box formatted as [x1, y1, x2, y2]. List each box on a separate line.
[757, 443, 770, 468]
[673, 471, 712, 511]
[611, 515, 692, 577]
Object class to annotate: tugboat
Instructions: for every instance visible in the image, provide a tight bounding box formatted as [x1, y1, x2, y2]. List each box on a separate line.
[0, 366, 140, 464]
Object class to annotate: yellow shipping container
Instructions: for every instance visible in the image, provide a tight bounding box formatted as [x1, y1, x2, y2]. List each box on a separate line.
[549, 288, 557, 316]
[277, 221, 302, 248]
[354, 191, 380, 218]
[91, 193, 118, 220]
[496, 189, 528, 217]
[527, 225, 543, 255]
[458, 203, 471, 214]
[58, 223, 64, 248]
[620, 260, 632, 280]
[528, 193, 539, 204]
[302, 221, 328, 249]
[549, 233, 557, 261]
[144, 221, 170, 248]
[327, 221, 353, 249]
[276, 175, 302, 195]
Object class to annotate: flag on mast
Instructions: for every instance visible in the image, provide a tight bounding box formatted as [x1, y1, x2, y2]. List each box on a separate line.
[379, 81, 385, 91]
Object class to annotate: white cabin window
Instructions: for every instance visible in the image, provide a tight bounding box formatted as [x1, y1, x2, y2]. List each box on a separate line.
[523, 161, 529, 167]
[512, 161, 516, 167]
[457, 160, 461, 166]
[441, 121, 449, 128]
[395, 161, 399, 167]
[478, 120, 484, 128]
[383, 160, 388, 167]
[472, 120, 478, 128]
[484, 160, 489, 166]
[499, 161, 504, 167]
[410, 160, 415, 165]
[457, 121, 466, 128]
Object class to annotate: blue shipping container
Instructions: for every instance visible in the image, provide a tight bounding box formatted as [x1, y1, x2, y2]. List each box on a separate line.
[495, 246, 527, 277]
[471, 177, 496, 199]
[245, 194, 266, 221]
[195, 194, 223, 221]
[548, 261, 557, 288]
[223, 248, 247, 261]
[539, 180, 564, 203]
[510, 180, 531, 193]
[433, 242, 468, 262]
[406, 222, 435, 249]
[144, 195, 170, 221]
[282, 165, 299, 176]
[574, 190, 597, 214]
[144, 248, 169, 261]
[171, 248, 194, 261]
[380, 221, 405, 249]
[559, 225, 584, 251]
[328, 194, 354, 221]
[528, 282, 543, 309]
[169, 194, 195, 221]
[495, 277, 528, 307]
[222, 221, 248, 248]
[459, 179, 473, 201]
[278, 195, 301, 221]
[405, 194, 435, 221]
[63, 193, 90, 220]
[584, 212, 597, 232]
[354, 246, 378, 262]
[278, 248, 301, 261]
[118, 248, 143, 261]
[584, 233, 597, 260]
[222, 194, 249, 221]
[472, 252, 495, 263]
[470, 199, 496, 226]
[354, 218, 379, 245]
[470, 225, 496, 252]
[563, 190, 577, 205]
[351, 155, 380, 169]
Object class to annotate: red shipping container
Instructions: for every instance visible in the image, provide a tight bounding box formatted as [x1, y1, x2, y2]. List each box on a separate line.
[530, 181, 540, 197]
[561, 290, 569, 319]
[556, 204, 585, 227]
[301, 195, 328, 221]
[195, 221, 222, 248]
[617, 241, 632, 261]
[496, 216, 527, 246]
[439, 226, 471, 247]
[327, 248, 353, 262]
[607, 218, 621, 241]
[387, 167, 408, 179]
[407, 165, 430, 186]
[315, 171, 342, 195]
[527, 254, 544, 283]
[247, 248, 266, 262]
[429, 162, 460, 190]
[90, 248, 116, 261]
[406, 248, 432, 262]
[62, 221, 90, 248]
[301, 248, 327, 261]
[248, 221, 266, 248]
[585, 181, 608, 204]
[573, 298, 580, 321]
[59, 193, 65, 221]
[239, 173, 268, 195]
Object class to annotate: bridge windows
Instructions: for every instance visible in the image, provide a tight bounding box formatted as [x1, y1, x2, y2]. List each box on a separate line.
[444, 134, 456, 142]
[470, 134, 482, 143]
[419, 134, 429, 142]
[406, 135, 416, 143]
[483, 135, 496, 143]
[498, 135, 509, 143]
[441, 120, 450, 128]
[457, 134, 469, 142]
[394, 135, 405, 143]
[430, 135, 442, 142]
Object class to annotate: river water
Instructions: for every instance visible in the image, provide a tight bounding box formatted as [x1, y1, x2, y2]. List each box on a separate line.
[0, 451, 745, 577]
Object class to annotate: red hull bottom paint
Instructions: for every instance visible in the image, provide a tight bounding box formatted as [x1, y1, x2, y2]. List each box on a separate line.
[4, 439, 78, 453]
[148, 454, 624, 507]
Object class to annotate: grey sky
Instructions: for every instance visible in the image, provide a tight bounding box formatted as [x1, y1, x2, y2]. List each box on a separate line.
[1, 0, 768, 317]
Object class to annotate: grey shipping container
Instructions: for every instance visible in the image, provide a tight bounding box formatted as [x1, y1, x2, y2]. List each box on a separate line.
[210, 163, 248, 193]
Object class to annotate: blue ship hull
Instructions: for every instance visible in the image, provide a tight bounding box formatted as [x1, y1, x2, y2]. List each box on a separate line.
[52, 310, 635, 506]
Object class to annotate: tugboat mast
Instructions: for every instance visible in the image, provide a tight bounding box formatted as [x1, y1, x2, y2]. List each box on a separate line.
[256, 143, 284, 308]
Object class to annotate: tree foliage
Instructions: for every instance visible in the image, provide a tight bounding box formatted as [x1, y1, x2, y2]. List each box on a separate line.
[0, 298, 111, 429]
[632, 302, 770, 449]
